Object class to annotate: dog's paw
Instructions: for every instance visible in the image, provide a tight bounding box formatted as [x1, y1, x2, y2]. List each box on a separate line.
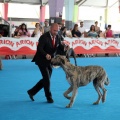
[102, 97, 105, 103]
[66, 96, 71, 100]
[66, 104, 71, 108]
[93, 102, 99, 105]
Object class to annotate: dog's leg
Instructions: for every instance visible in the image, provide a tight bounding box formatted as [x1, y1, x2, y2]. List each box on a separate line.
[93, 79, 102, 105]
[99, 83, 107, 103]
[66, 49, 70, 62]
[66, 84, 78, 108]
[71, 49, 77, 66]
[63, 86, 73, 99]
[66, 48, 77, 66]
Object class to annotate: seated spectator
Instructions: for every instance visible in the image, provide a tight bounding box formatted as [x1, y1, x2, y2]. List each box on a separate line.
[12, 25, 21, 38]
[104, 25, 113, 38]
[66, 30, 72, 38]
[72, 24, 81, 38]
[95, 21, 100, 34]
[17, 23, 31, 59]
[58, 23, 62, 31]
[43, 20, 50, 33]
[58, 27, 69, 40]
[87, 25, 98, 38]
[104, 25, 113, 57]
[17, 23, 30, 37]
[31, 23, 44, 38]
[99, 30, 105, 38]
[79, 21, 86, 37]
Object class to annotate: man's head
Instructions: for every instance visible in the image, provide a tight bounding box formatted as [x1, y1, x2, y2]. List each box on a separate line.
[44, 20, 49, 27]
[95, 21, 98, 25]
[80, 21, 83, 27]
[50, 23, 59, 37]
[58, 23, 62, 30]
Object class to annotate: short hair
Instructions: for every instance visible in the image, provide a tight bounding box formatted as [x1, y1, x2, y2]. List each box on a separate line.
[80, 21, 83, 24]
[95, 21, 98, 24]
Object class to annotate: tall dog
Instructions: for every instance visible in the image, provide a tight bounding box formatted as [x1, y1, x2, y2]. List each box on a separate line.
[51, 55, 110, 108]
[0, 58, 2, 70]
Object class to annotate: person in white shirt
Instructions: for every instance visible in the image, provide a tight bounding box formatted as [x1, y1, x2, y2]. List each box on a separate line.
[78, 21, 86, 38]
[31, 23, 44, 38]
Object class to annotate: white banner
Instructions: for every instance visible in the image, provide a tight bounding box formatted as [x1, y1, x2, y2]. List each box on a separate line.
[64, 37, 120, 50]
[0, 37, 38, 51]
[0, 37, 120, 55]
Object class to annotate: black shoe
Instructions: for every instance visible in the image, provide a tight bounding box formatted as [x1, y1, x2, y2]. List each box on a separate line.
[27, 91, 34, 101]
[47, 98, 54, 103]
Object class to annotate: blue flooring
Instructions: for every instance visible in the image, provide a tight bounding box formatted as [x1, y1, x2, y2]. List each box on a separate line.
[0, 57, 120, 120]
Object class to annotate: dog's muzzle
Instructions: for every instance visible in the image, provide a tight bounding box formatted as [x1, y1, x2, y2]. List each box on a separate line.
[51, 58, 60, 68]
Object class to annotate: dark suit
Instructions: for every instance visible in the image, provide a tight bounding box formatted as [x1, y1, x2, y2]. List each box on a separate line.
[28, 32, 64, 100]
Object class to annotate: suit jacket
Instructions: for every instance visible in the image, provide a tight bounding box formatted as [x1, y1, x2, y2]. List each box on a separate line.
[32, 31, 64, 66]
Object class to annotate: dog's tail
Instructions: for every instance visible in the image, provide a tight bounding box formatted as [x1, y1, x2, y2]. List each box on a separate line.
[104, 77, 110, 85]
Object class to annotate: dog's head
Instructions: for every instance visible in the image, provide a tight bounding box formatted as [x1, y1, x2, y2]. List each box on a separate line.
[51, 55, 68, 66]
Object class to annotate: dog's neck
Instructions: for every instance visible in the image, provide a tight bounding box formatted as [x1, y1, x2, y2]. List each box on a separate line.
[61, 62, 76, 73]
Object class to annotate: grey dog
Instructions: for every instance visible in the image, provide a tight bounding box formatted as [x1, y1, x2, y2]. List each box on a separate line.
[51, 55, 110, 108]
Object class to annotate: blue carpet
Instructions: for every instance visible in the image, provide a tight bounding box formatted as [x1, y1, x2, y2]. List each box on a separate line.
[0, 57, 120, 120]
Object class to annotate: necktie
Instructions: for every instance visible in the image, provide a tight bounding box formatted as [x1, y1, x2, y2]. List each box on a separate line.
[52, 36, 55, 48]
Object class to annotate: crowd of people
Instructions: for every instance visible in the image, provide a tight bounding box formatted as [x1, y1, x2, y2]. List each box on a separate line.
[2, 20, 115, 59]
[10, 20, 114, 39]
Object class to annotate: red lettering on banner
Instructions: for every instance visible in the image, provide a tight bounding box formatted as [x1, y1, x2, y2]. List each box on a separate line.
[89, 39, 103, 46]
[105, 39, 119, 46]
[16, 40, 34, 47]
[72, 40, 87, 46]
[0, 39, 14, 47]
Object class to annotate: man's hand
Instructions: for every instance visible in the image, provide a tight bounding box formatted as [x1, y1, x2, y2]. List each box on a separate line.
[46, 54, 51, 60]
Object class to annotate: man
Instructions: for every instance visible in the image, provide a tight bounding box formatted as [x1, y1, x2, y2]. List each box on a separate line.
[43, 20, 50, 33]
[78, 21, 86, 37]
[27, 23, 64, 103]
[94, 21, 100, 35]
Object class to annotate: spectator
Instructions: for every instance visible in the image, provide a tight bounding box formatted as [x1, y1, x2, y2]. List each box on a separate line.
[17, 23, 31, 59]
[31, 23, 44, 37]
[17, 23, 30, 37]
[104, 25, 113, 38]
[95, 21, 100, 34]
[87, 25, 98, 57]
[104, 25, 113, 57]
[99, 30, 105, 38]
[79, 21, 86, 37]
[43, 20, 50, 33]
[58, 23, 62, 31]
[12, 25, 21, 38]
[72, 24, 81, 38]
[87, 25, 98, 38]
